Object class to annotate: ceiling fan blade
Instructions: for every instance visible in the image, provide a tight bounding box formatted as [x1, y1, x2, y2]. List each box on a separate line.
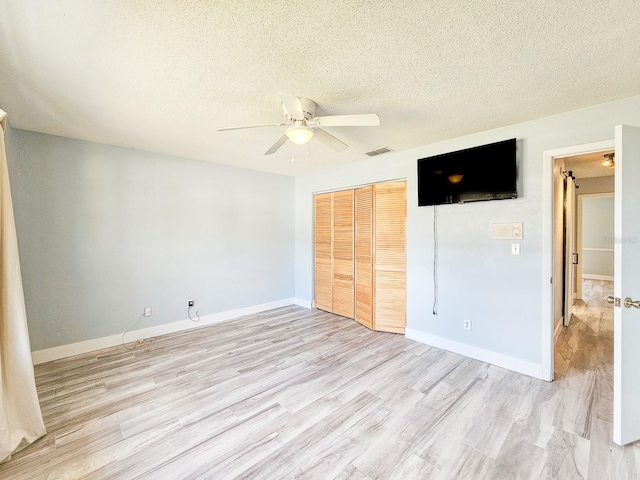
[314, 114, 380, 127]
[218, 123, 281, 132]
[313, 128, 348, 152]
[278, 93, 305, 119]
[264, 133, 289, 155]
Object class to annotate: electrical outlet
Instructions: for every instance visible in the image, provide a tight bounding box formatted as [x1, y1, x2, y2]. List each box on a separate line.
[144, 306, 152, 317]
[188, 299, 195, 307]
[463, 319, 471, 331]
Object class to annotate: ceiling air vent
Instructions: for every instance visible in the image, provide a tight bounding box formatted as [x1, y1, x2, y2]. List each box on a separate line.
[365, 147, 393, 157]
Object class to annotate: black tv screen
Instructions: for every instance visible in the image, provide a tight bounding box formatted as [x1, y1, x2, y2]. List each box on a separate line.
[417, 138, 517, 206]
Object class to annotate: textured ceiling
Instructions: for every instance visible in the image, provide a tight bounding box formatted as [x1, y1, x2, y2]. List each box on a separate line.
[563, 150, 615, 179]
[1, 1, 640, 176]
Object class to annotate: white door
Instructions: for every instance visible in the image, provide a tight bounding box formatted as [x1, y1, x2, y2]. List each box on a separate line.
[613, 124, 640, 445]
[563, 176, 576, 326]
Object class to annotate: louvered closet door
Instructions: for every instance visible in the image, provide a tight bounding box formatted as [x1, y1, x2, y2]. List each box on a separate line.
[332, 189, 355, 318]
[355, 186, 373, 328]
[374, 182, 407, 333]
[314, 192, 333, 312]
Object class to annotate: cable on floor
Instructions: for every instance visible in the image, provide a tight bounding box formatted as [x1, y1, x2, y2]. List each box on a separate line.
[122, 315, 157, 350]
[188, 305, 200, 322]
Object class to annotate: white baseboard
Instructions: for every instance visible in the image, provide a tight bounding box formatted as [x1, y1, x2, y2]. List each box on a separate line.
[554, 319, 564, 341]
[405, 328, 544, 380]
[582, 274, 614, 281]
[294, 298, 313, 309]
[31, 298, 299, 365]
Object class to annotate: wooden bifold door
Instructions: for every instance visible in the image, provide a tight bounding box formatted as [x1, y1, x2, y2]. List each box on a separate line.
[355, 185, 374, 329]
[332, 189, 355, 318]
[313, 181, 406, 333]
[314, 192, 333, 312]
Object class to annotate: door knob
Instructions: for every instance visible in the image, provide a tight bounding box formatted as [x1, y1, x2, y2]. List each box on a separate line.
[607, 296, 615, 304]
[624, 297, 640, 309]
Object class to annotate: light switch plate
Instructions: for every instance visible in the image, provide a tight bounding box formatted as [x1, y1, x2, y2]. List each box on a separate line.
[512, 243, 521, 255]
[512, 223, 523, 239]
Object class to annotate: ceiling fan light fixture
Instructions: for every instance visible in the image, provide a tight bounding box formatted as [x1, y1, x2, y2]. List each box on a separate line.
[448, 174, 464, 184]
[286, 125, 314, 145]
[602, 153, 615, 168]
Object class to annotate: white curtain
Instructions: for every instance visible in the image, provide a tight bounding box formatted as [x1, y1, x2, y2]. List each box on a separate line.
[0, 109, 46, 464]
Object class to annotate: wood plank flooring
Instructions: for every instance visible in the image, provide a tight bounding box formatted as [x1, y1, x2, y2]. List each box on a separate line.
[2, 280, 638, 479]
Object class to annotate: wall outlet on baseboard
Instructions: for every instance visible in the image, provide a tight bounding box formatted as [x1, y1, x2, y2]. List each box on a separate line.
[463, 319, 471, 331]
[144, 306, 152, 317]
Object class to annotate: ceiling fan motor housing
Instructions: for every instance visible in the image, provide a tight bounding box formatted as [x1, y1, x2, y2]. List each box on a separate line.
[282, 97, 316, 121]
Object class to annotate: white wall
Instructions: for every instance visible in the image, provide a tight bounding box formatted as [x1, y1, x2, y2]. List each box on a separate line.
[7, 129, 295, 351]
[582, 195, 614, 278]
[295, 94, 640, 378]
[578, 175, 614, 195]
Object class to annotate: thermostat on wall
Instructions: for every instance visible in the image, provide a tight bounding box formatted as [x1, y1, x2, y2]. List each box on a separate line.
[491, 222, 523, 239]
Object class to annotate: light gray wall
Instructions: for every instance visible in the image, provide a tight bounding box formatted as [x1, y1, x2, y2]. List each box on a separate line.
[577, 175, 614, 194]
[582, 195, 614, 277]
[582, 250, 614, 277]
[8, 129, 295, 351]
[4, 116, 17, 175]
[583, 196, 614, 248]
[295, 94, 640, 367]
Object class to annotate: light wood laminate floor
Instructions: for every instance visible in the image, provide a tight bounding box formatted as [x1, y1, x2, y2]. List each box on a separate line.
[2, 280, 638, 479]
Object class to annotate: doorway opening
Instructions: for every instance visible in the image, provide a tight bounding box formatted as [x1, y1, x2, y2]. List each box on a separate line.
[545, 127, 640, 446]
[551, 150, 615, 383]
[542, 140, 614, 381]
[553, 150, 615, 333]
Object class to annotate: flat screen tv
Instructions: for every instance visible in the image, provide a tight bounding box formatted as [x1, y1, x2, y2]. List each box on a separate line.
[417, 138, 517, 206]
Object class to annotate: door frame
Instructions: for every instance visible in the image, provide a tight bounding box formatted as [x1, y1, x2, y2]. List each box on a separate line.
[541, 139, 614, 381]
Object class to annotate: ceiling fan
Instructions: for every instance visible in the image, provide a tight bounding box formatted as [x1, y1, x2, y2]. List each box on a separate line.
[217, 94, 380, 155]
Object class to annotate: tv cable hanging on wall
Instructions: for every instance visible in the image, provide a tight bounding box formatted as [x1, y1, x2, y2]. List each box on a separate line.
[433, 205, 438, 315]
